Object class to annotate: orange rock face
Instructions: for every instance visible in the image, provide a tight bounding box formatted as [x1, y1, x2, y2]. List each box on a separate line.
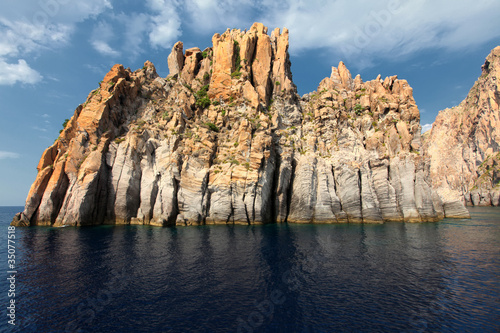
[14, 23, 493, 227]
[166, 22, 296, 111]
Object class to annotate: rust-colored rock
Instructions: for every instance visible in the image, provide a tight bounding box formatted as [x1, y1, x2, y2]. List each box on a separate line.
[181, 47, 202, 82]
[14, 23, 495, 227]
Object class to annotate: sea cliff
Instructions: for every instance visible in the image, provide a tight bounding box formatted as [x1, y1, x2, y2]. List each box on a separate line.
[14, 23, 494, 227]
[423, 46, 500, 207]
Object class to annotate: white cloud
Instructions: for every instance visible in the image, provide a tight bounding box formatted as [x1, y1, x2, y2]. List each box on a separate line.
[0, 18, 73, 58]
[32, 125, 48, 132]
[0, 59, 42, 85]
[146, 0, 182, 48]
[135, 0, 500, 65]
[90, 21, 120, 57]
[116, 12, 150, 59]
[254, 0, 500, 61]
[83, 3, 180, 59]
[92, 40, 120, 57]
[0, 151, 20, 160]
[0, 0, 112, 85]
[184, 0, 255, 32]
[422, 123, 433, 133]
[1, 0, 498, 83]
[0, 1, 112, 57]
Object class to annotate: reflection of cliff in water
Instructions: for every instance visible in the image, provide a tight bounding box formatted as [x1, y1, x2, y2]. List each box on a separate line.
[9, 207, 500, 331]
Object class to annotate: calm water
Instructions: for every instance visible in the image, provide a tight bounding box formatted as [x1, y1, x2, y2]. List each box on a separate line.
[0, 206, 499, 332]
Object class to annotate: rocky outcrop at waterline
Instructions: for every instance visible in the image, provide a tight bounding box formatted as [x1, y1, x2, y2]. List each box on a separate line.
[423, 46, 500, 208]
[12, 23, 471, 227]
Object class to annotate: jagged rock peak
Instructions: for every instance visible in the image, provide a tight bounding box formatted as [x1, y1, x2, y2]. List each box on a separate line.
[167, 22, 296, 110]
[13, 24, 479, 227]
[423, 46, 500, 210]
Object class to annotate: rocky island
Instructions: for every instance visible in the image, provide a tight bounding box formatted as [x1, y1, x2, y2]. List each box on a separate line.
[12, 23, 499, 227]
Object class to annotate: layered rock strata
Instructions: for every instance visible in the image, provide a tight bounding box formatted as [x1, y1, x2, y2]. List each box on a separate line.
[13, 23, 465, 227]
[423, 46, 500, 209]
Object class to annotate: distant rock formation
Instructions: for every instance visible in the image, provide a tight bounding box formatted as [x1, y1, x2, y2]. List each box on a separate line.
[423, 46, 500, 209]
[13, 23, 477, 227]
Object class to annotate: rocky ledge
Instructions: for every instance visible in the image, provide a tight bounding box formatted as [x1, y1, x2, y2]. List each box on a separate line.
[13, 23, 476, 227]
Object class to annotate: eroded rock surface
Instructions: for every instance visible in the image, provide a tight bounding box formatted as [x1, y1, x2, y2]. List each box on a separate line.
[13, 23, 477, 227]
[423, 46, 500, 211]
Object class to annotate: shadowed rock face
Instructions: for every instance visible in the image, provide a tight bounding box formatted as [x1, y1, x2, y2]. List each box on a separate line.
[423, 46, 500, 211]
[13, 23, 478, 227]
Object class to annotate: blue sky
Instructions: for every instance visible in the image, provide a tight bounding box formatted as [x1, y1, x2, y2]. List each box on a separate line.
[0, 0, 499, 206]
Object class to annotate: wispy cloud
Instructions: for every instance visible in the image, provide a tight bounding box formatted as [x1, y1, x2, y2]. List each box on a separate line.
[0, 59, 42, 85]
[422, 123, 433, 133]
[135, 0, 500, 65]
[0, 0, 112, 86]
[2, 0, 499, 83]
[91, 40, 120, 57]
[0, 151, 20, 160]
[257, 0, 500, 61]
[120, 13, 150, 60]
[32, 126, 48, 132]
[84, 63, 109, 76]
[183, 0, 256, 32]
[90, 21, 120, 57]
[146, 0, 182, 48]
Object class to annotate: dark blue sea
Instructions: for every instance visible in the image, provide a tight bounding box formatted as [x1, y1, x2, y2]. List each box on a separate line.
[0, 206, 499, 332]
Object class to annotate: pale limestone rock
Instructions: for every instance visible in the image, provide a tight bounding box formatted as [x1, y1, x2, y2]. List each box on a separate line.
[334, 164, 363, 223]
[360, 164, 383, 223]
[37, 161, 69, 225]
[423, 46, 499, 213]
[369, 159, 403, 221]
[167, 41, 184, 75]
[177, 158, 209, 225]
[390, 156, 421, 222]
[288, 156, 317, 223]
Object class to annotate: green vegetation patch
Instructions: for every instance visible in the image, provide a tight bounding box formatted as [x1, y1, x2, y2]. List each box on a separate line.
[354, 104, 364, 116]
[205, 122, 220, 133]
[231, 40, 242, 79]
[195, 85, 211, 109]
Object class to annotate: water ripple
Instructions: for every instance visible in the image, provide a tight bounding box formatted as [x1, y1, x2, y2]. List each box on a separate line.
[0, 207, 498, 332]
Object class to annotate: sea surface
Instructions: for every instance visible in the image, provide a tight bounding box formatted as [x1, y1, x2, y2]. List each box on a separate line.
[0, 206, 499, 332]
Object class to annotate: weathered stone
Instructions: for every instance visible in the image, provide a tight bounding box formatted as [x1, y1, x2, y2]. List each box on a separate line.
[252, 29, 273, 104]
[360, 164, 383, 223]
[181, 47, 202, 83]
[15, 23, 494, 228]
[334, 164, 363, 223]
[167, 41, 184, 75]
[423, 46, 500, 208]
